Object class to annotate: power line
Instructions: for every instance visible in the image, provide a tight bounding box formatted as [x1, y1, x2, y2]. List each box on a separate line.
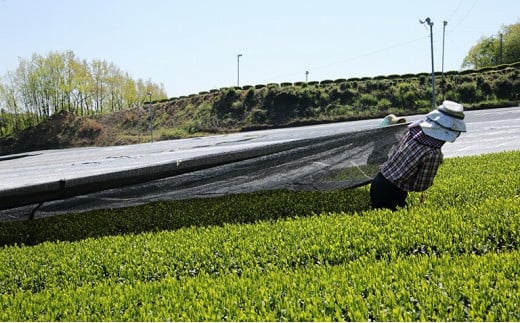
[258, 35, 428, 83]
[449, 0, 480, 35]
[312, 36, 428, 71]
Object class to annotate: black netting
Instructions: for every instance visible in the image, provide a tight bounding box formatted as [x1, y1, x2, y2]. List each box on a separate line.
[0, 124, 407, 219]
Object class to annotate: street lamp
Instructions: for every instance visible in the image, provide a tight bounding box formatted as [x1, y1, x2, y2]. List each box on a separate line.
[147, 91, 153, 143]
[237, 54, 242, 87]
[442, 20, 447, 99]
[420, 17, 436, 108]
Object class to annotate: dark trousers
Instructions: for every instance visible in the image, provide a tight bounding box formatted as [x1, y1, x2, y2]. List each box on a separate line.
[370, 172, 408, 211]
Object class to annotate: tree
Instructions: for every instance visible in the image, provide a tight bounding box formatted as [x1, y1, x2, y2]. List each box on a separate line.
[462, 21, 520, 69]
[462, 36, 498, 69]
[0, 50, 168, 131]
[502, 22, 520, 64]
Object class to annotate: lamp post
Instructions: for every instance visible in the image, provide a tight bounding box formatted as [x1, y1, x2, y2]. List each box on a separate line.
[237, 54, 242, 87]
[442, 20, 447, 99]
[420, 17, 436, 108]
[147, 91, 153, 143]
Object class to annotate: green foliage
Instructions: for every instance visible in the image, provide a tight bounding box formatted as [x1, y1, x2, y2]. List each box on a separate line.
[458, 81, 478, 103]
[0, 50, 167, 135]
[462, 21, 520, 69]
[391, 82, 422, 110]
[245, 107, 268, 124]
[376, 98, 392, 110]
[0, 189, 370, 247]
[0, 150, 519, 320]
[493, 74, 515, 100]
[355, 93, 378, 108]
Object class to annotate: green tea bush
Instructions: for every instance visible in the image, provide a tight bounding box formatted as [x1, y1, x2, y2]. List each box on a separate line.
[0, 188, 371, 246]
[1, 251, 518, 321]
[0, 150, 519, 321]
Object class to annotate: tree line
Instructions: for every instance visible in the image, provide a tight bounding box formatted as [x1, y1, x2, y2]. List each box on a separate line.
[0, 50, 167, 134]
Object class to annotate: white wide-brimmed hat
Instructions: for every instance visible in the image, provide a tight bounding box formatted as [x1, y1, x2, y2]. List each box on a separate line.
[420, 100, 466, 142]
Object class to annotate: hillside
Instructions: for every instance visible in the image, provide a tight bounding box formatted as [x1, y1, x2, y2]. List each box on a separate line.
[1, 63, 518, 156]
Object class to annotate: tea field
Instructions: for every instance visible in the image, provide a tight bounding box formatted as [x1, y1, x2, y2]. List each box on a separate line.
[0, 150, 519, 321]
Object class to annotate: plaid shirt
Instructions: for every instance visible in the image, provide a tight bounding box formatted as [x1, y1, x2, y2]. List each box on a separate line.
[381, 124, 444, 192]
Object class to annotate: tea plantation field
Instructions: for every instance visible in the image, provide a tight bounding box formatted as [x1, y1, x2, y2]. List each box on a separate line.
[1, 150, 519, 321]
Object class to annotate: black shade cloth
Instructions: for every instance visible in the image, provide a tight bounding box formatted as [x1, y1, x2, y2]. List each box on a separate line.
[0, 124, 407, 220]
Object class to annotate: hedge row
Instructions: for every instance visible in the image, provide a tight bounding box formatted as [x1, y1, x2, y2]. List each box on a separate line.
[1, 251, 518, 321]
[1, 193, 519, 295]
[0, 150, 519, 320]
[168, 61, 520, 99]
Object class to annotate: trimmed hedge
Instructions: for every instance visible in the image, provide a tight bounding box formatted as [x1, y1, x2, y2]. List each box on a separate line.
[0, 150, 519, 321]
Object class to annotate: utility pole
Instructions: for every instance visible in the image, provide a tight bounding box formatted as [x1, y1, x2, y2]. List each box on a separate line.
[237, 54, 242, 87]
[420, 17, 436, 108]
[442, 20, 447, 100]
[148, 91, 153, 143]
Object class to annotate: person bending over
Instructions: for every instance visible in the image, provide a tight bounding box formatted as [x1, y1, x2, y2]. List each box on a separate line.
[370, 100, 466, 211]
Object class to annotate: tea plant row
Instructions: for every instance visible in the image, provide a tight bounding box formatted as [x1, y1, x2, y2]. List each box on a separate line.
[0, 150, 519, 321]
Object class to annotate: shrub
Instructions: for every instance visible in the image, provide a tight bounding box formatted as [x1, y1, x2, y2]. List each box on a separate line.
[354, 93, 378, 111]
[493, 75, 514, 100]
[458, 81, 477, 103]
[245, 107, 268, 124]
[376, 98, 392, 110]
[320, 80, 333, 85]
[0, 152, 519, 321]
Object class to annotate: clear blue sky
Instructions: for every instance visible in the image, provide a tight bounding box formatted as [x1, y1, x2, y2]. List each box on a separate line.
[1, 0, 519, 98]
